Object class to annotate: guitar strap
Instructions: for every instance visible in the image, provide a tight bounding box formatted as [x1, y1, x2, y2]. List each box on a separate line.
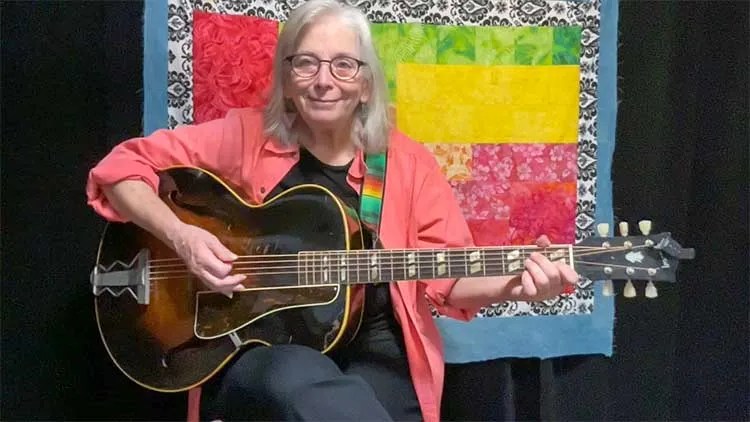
[359, 151, 387, 245]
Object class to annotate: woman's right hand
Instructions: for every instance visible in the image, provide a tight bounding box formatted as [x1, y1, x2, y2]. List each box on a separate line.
[167, 222, 247, 297]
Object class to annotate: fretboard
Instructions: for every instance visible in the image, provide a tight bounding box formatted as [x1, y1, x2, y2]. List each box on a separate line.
[295, 246, 573, 286]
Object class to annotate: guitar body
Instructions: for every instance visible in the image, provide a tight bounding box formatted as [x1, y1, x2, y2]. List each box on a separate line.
[93, 167, 366, 392]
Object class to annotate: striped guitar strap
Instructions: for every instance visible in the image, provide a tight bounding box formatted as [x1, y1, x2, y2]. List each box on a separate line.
[359, 151, 387, 244]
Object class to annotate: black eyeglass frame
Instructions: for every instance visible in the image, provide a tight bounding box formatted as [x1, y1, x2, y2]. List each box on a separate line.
[284, 53, 368, 81]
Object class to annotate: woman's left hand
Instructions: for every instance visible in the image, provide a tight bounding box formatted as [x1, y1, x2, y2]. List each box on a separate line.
[504, 235, 579, 302]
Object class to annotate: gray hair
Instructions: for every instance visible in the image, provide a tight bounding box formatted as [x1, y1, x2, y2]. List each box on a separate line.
[262, 0, 391, 154]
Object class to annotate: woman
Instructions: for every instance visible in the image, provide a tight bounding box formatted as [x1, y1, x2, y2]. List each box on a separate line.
[86, 1, 578, 420]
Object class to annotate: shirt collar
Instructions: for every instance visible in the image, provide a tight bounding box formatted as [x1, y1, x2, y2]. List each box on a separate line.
[261, 137, 366, 180]
[350, 149, 365, 179]
[262, 137, 298, 154]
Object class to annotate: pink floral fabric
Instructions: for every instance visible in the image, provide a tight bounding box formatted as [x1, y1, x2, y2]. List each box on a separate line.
[458, 181, 576, 245]
[193, 12, 278, 123]
[472, 144, 578, 183]
[457, 143, 577, 264]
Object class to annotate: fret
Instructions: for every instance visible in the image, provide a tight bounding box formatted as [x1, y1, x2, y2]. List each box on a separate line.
[344, 252, 349, 283]
[355, 251, 361, 285]
[388, 253, 398, 281]
[430, 250, 437, 280]
[369, 251, 380, 283]
[418, 250, 422, 280]
[333, 252, 345, 284]
[320, 252, 326, 285]
[435, 250, 447, 277]
[318, 252, 325, 285]
[434, 249, 440, 279]
[400, 250, 406, 279]
[315, 252, 322, 285]
[328, 253, 333, 283]
[506, 248, 523, 273]
[366, 251, 380, 283]
[450, 250, 465, 278]
[307, 252, 312, 285]
[305, 252, 310, 285]
[309, 252, 315, 285]
[323, 255, 330, 284]
[353, 251, 369, 284]
[297, 253, 302, 286]
[464, 248, 469, 277]
[418, 250, 432, 280]
[405, 250, 417, 278]
[395, 250, 406, 281]
[412, 250, 421, 279]
[468, 249, 484, 276]
[500, 249, 505, 276]
[339, 252, 351, 284]
[548, 248, 566, 263]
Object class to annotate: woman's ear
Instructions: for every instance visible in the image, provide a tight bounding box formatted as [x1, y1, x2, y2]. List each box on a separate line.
[359, 79, 371, 104]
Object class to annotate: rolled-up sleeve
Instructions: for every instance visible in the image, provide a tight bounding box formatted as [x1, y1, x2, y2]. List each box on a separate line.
[86, 111, 244, 222]
[413, 158, 482, 322]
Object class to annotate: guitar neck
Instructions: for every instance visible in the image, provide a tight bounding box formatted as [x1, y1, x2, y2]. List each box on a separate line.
[295, 245, 574, 286]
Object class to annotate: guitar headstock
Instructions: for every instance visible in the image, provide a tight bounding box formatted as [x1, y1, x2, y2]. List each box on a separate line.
[575, 220, 695, 298]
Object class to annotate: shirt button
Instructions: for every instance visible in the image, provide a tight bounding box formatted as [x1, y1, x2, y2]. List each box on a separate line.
[260, 187, 266, 193]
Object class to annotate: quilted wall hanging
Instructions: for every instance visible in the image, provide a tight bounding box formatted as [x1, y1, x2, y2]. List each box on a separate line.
[143, 0, 619, 361]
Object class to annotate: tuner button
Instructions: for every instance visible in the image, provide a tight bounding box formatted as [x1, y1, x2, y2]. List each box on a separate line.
[619, 221, 629, 236]
[626, 267, 635, 276]
[624, 240, 633, 248]
[647, 268, 657, 276]
[597, 223, 610, 237]
[603, 266, 613, 275]
[639, 220, 652, 235]
[623, 280, 637, 298]
[645, 281, 658, 298]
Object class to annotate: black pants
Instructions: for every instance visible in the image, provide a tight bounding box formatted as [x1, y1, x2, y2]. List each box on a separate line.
[200, 333, 422, 421]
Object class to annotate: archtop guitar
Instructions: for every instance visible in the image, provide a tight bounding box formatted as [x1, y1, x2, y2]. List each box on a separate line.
[90, 166, 695, 392]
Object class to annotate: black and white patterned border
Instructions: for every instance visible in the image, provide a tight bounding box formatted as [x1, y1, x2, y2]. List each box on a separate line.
[165, 0, 600, 318]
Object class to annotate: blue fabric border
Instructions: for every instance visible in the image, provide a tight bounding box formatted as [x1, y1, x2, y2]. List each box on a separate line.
[436, 0, 619, 361]
[143, 0, 168, 135]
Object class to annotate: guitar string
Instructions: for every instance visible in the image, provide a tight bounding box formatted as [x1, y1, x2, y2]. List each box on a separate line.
[145, 246, 642, 275]
[148, 261, 664, 282]
[146, 245, 606, 264]
[145, 246, 655, 281]
[146, 247, 617, 274]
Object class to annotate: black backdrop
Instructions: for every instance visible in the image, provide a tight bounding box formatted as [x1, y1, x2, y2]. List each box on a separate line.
[2, 1, 748, 421]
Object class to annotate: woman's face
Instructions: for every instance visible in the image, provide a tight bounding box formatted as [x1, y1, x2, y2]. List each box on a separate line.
[284, 14, 370, 135]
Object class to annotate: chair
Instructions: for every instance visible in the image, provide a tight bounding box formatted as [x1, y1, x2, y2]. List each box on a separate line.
[187, 387, 201, 422]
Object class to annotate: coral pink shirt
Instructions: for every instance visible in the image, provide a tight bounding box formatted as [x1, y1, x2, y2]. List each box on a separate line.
[86, 108, 480, 422]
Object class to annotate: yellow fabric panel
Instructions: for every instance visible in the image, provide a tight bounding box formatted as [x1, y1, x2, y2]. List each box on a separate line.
[396, 64, 580, 143]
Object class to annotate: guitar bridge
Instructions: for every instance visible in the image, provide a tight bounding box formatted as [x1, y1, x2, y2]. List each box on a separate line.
[90, 249, 150, 305]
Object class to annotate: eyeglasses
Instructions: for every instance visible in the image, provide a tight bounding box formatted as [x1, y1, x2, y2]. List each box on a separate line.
[285, 54, 366, 81]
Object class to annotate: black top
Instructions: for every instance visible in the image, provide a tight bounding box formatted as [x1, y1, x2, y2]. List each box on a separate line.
[266, 148, 403, 354]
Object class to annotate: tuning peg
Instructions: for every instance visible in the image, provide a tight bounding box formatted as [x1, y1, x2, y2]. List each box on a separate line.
[602, 280, 615, 296]
[597, 223, 610, 237]
[623, 280, 637, 298]
[638, 220, 652, 235]
[618, 221, 629, 236]
[645, 281, 658, 298]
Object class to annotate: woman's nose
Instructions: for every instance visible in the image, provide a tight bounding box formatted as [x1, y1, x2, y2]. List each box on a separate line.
[314, 62, 335, 87]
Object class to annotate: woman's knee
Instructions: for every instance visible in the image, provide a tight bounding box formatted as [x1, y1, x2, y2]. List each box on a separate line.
[221, 344, 342, 402]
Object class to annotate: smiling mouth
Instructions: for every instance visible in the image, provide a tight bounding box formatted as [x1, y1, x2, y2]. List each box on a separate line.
[308, 98, 339, 103]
